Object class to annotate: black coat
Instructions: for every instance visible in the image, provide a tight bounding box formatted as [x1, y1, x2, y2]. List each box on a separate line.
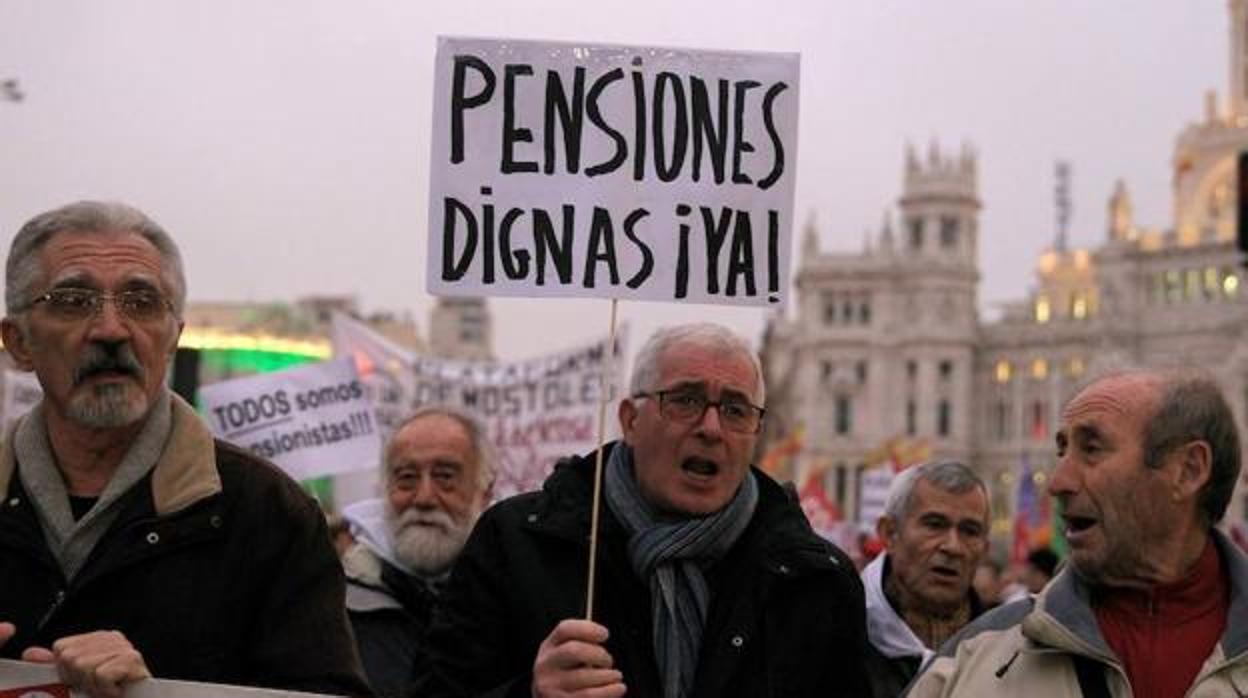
[418, 442, 873, 698]
[345, 547, 439, 698]
[0, 401, 371, 697]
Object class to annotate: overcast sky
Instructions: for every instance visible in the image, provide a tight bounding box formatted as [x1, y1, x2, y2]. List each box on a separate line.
[0, 1, 1225, 360]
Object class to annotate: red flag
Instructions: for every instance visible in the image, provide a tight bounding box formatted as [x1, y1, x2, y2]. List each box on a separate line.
[799, 472, 843, 531]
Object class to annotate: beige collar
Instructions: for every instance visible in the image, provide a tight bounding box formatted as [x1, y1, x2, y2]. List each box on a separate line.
[0, 393, 222, 516]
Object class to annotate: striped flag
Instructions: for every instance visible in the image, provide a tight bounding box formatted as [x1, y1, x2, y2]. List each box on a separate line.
[1012, 455, 1052, 563]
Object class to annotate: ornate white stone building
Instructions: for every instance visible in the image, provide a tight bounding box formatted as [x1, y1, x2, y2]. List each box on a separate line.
[761, 1, 1248, 538]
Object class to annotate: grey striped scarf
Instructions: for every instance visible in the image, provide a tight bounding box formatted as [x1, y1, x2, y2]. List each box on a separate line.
[603, 443, 758, 698]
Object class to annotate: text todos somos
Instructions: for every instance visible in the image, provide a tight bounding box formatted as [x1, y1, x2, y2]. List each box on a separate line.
[197, 358, 382, 481]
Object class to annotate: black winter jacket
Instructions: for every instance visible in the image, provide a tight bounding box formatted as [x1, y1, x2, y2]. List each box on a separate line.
[418, 442, 873, 698]
[0, 396, 371, 696]
[345, 544, 438, 698]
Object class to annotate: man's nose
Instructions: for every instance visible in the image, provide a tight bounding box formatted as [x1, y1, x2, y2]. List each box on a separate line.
[84, 298, 132, 341]
[410, 474, 438, 508]
[938, 527, 969, 556]
[695, 402, 725, 438]
[1048, 453, 1077, 498]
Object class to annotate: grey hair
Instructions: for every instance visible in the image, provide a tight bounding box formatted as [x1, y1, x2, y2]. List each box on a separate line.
[1140, 370, 1239, 525]
[629, 322, 765, 404]
[385, 405, 497, 492]
[6, 201, 187, 317]
[882, 460, 989, 523]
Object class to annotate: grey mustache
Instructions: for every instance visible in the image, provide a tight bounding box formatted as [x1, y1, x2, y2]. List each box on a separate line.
[73, 343, 145, 385]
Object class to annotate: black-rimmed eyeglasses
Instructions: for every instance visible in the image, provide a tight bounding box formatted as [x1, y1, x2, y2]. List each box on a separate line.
[634, 389, 765, 434]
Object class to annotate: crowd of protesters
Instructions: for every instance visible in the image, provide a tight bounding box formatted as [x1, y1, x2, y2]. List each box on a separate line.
[2, 201, 1245, 698]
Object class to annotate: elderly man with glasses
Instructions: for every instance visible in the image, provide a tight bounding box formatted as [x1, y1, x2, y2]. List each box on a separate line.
[0, 201, 370, 698]
[418, 323, 871, 698]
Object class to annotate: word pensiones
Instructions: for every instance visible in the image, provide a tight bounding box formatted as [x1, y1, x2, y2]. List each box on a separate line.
[450, 55, 788, 189]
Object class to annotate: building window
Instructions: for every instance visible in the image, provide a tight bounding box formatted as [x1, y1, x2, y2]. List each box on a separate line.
[1031, 358, 1048, 380]
[1067, 357, 1085, 377]
[859, 302, 871, 324]
[994, 400, 1009, 440]
[842, 301, 854, 322]
[907, 360, 918, 381]
[835, 396, 852, 435]
[940, 216, 959, 248]
[1031, 401, 1048, 439]
[995, 360, 1012, 383]
[855, 360, 868, 384]
[1165, 270, 1182, 303]
[1035, 296, 1051, 323]
[909, 218, 924, 250]
[823, 295, 837, 324]
[939, 360, 953, 381]
[821, 360, 833, 382]
[937, 400, 951, 437]
[1204, 267, 1220, 300]
[1071, 293, 1088, 319]
[906, 400, 917, 436]
[1185, 269, 1202, 301]
[835, 464, 848, 507]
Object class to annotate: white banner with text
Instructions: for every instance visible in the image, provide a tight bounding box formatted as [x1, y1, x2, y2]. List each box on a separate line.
[332, 313, 626, 500]
[197, 358, 382, 481]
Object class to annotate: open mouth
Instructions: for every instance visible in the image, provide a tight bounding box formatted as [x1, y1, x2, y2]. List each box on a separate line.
[76, 364, 138, 385]
[85, 369, 133, 380]
[930, 564, 960, 581]
[1064, 515, 1098, 538]
[681, 457, 720, 478]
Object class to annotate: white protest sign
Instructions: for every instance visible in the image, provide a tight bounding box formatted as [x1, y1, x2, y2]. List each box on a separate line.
[0, 660, 340, 698]
[197, 358, 381, 481]
[2, 370, 42, 433]
[857, 465, 895, 528]
[428, 37, 800, 307]
[332, 313, 626, 500]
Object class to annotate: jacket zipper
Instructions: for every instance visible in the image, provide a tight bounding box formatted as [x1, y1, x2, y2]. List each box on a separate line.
[36, 589, 67, 633]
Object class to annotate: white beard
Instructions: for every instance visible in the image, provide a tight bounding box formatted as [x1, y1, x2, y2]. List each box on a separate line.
[386, 502, 480, 576]
[68, 382, 148, 428]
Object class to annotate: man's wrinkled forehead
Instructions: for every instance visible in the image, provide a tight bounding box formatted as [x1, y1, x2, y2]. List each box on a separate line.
[1061, 374, 1161, 429]
[657, 342, 760, 398]
[42, 230, 167, 288]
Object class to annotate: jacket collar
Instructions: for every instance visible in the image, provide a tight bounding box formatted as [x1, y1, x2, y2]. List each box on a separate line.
[862, 553, 932, 663]
[1213, 528, 1248, 658]
[1025, 529, 1248, 660]
[0, 391, 221, 517]
[531, 442, 837, 577]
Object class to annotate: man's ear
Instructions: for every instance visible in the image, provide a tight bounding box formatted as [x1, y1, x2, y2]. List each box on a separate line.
[876, 516, 897, 549]
[618, 398, 638, 443]
[169, 320, 184, 359]
[1171, 440, 1212, 502]
[1, 318, 35, 371]
[478, 477, 494, 509]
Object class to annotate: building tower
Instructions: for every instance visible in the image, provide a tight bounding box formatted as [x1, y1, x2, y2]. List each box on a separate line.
[1230, 0, 1248, 121]
[429, 296, 494, 361]
[891, 142, 981, 465]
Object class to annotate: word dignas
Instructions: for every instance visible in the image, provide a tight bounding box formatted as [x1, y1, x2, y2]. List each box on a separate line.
[440, 195, 781, 302]
[450, 55, 789, 189]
